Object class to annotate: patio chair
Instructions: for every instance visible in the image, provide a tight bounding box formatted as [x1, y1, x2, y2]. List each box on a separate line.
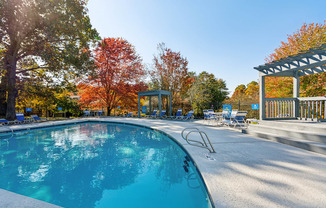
[124, 112, 134, 117]
[0, 119, 16, 125]
[97, 110, 103, 117]
[179, 110, 194, 120]
[204, 109, 216, 124]
[16, 113, 32, 124]
[155, 110, 166, 119]
[146, 109, 158, 118]
[31, 115, 47, 122]
[222, 111, 248, 128]
[222, 110, 232, 120]
[83, 110, 90, 117]
[167, 108, 182, 119]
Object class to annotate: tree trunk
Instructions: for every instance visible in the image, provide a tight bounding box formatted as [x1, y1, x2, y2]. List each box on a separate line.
[0, 75, 7, 116]
[106, 107, 111, 116]
[5, 56, 17, 121]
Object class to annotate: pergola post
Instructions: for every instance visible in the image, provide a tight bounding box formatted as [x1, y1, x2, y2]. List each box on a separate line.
[293, 73, 300, 118]
[138, 95, 141, 118]
[137, 90, 171, 119]
[158, 92, 162, 118]
[259, 73, 266, 120]
[169, 94, 172, 116]
[149, 96, 152, 115]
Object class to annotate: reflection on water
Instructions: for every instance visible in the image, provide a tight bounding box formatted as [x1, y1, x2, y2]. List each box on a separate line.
[0, 123, 212, 208]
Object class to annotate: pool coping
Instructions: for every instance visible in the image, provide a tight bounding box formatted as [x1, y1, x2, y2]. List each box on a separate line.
[4, 118, 326, 207]
[0, 118, 216, 208]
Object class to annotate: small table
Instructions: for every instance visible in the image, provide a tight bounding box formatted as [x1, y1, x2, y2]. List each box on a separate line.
[246, 119, 259, 124]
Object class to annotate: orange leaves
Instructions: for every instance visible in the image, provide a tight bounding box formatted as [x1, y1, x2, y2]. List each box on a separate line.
[78, 37, 147, 115]
[151, 43, 191, 105]
[266, 22, 326, 63]
[265, 22, 326, 97]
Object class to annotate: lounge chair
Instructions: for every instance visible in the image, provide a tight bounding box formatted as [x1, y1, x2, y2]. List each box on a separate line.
[124, 112, 133, 117]
[0, 119, 16, 125]
[179, 110, 194, 120]
[16, 113, 32, 124]
[97, 111, 103, 117]
[222, 111, 248, 128]
[167, 108, 182, 119]
[155, 110, 166, 119]
[204, 109, 216, 124]
[222, 110, 232, 120]
[146, 109, 158, 118]
[31, 115, 47, 122]
[83, 110, 90, 117]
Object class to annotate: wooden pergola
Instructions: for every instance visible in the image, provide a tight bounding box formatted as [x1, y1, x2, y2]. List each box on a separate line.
[137, 90, 172, 119]
[254, 44, 326, 121]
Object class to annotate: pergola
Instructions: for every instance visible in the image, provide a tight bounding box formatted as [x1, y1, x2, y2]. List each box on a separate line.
[137, 90, 172, 118]
[254, 44, 326, 120]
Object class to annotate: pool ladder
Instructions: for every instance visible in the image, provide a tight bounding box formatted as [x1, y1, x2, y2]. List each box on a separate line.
[181, 128, 216, 153]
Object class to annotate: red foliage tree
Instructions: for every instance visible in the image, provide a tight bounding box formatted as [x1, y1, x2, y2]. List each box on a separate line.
[78, 38, 147, 115]
[151, 43, 193, 110]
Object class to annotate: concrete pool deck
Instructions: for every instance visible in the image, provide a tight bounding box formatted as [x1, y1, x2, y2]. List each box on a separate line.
[1, 117, 326, 207]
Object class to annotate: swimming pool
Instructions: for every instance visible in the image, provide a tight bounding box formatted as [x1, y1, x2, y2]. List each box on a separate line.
[0, 122, 213, 208]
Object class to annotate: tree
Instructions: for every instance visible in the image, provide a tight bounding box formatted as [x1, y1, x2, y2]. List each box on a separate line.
[187, 71, 228, 114]
[78, 38, 147, 116]
[265, 22, 326, 97]
[245, 81, 259, 100]
[230, 84, 246, 101]
[230, 81, 259, 101]
[0, 0, 98, 120]
[16, 70, 83, 118]
[151, 43, 193, 110]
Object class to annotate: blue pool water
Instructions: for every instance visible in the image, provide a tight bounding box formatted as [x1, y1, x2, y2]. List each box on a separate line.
[0, 123, 213, 208]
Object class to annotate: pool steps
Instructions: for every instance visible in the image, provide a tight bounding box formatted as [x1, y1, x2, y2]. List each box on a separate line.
[243, 120, 326, 155]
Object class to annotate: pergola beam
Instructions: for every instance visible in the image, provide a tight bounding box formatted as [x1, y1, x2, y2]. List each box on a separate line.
[137, 90, 172, 118]
[254, 44, 326, 121]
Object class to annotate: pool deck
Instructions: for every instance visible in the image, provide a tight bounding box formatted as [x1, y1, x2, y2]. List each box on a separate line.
[1, 117, 326, 207]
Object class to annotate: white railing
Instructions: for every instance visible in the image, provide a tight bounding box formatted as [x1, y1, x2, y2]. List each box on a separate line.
[298, 97, 326, 121]
[265, 97, 326, 121]
[266, 98, 296, 119]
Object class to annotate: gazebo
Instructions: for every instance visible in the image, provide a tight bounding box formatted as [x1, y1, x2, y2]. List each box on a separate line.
[254, 44, 326, 121]
[137, 90, 172, 118]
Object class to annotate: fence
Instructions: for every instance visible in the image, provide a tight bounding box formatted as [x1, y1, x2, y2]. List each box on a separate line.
[264, 97, 326, 121]
[223, 100, 260, 119]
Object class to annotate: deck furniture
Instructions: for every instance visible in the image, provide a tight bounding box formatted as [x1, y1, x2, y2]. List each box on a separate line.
[222, 111, 248, 128]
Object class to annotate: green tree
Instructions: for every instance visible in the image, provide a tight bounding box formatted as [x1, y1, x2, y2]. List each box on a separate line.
[0, 0, 98, 120]
[17, 70, 82, 117]
[187, 71, 228, 115]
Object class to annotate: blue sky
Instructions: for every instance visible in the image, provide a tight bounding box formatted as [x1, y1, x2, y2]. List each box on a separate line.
[87, 0, 326, 95]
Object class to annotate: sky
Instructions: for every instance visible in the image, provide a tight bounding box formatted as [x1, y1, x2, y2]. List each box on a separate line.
[87, 0, 326, 95]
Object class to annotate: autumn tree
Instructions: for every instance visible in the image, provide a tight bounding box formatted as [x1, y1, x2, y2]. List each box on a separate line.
[16, 69, 82, 117]
[245, 81, 259, 100]
[230, 81, 259, 101]
[0, 0, 98, 120]
[78, 38, 147, 116]
[265, 22, 326, 97]
[187, 71, 228, 114]
[150, 43, 193, 110]
[230, 84, 246, 101]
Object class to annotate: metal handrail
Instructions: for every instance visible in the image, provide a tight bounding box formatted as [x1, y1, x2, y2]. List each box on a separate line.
[181, 128, 216, 153]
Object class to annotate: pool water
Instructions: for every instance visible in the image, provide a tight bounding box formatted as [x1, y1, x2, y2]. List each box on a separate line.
[0, 123, 213, 208]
